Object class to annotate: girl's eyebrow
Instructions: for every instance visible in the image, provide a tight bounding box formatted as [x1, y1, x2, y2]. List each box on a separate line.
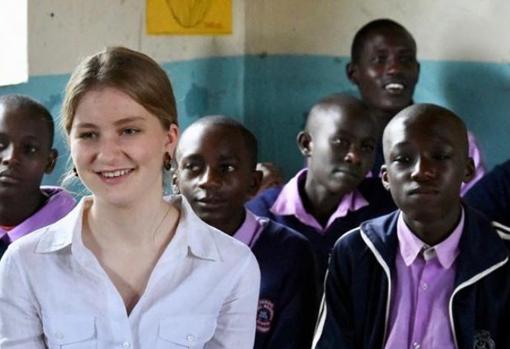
[113, 116, 145, 127]
[73, 116, 146, 129]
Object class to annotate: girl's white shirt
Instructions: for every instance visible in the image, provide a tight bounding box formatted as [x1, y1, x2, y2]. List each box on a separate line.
[0, 195, 260, 349]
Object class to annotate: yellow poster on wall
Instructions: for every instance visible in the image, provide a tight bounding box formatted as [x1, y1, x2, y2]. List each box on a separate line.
[147, 0, 232, 35]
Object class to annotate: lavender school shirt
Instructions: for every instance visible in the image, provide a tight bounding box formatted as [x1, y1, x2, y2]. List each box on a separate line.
[0, 186, 76, 258]
[247, 169, 396, 280]
[384, 210, 464, 349]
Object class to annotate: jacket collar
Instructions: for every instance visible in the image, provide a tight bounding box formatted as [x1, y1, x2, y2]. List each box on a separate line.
[360, 204, 509, 286]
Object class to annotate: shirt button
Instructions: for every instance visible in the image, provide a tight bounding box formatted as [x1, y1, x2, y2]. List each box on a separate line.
[122, 341, 131, 348]
[187, 334, 195, 342]
[421, 282, 428, 290]
[412, 342, 421, 349]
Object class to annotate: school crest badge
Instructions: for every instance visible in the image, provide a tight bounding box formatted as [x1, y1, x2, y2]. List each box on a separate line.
[256, 299, 275, 333]
[473, 330, 495, 349]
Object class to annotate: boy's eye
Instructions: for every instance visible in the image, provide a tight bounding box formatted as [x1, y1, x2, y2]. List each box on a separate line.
[394, 155, 412, 164]
[24, 144, 39, 154]
[361, 143, 375, 153]
[398, 53, 416, 64]
[332, 138, 349, 147]
[183, 162, 202, 173]
[433, 153, 451, 161]
[221, 164, 236, 173]
[372, 55, 387, 64]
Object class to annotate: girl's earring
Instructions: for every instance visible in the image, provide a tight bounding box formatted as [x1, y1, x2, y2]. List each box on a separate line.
[163, 153, 172, 171]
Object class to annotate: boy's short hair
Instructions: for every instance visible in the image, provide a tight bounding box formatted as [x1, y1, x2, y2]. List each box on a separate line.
[382, 103, 470, 160]
[350, 18, 416, 64]
[305, 93, 372, 131]
[185, 115, 258, 169]
[0, 94, 55, 146]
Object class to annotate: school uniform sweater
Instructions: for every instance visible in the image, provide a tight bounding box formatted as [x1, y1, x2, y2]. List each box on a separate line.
[464, 159, 510, 226]
[246, 172, 395, 280]
[313, 206, 510, 349]
[245, 215, 318, 349]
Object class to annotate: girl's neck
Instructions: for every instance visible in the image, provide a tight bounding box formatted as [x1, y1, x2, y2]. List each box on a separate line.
[0, 191, 47, 226]
[85, 194, 179, 247]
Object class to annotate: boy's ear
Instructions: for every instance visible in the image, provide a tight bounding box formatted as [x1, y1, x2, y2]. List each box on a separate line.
[462, 157, 476, 183]
[346, 62, 358, 85]
[297, 131, 312, 157]
[171, 166, 180, 194]
[380, 164, 391, 191]
[45, 149, 58, 174]
[247, 170, 263, 199]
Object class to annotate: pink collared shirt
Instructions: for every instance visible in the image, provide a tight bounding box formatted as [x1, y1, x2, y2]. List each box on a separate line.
[270, 169, 368, 233]
[384, 209, 465, 349]
[233, 209, 268, 248]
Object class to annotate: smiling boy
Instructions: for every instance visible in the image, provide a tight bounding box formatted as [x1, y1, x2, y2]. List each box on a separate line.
[176, 115, 318, 349]
[346, 19, 484, 193]
[0, 95, 75, 258]
[313, 104, 510, 349]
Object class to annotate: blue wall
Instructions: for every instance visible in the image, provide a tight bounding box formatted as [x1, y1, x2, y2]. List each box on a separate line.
[1, 55, 509, 185]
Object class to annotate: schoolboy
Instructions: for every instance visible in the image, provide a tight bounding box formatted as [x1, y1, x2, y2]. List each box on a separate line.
[465, 159, 510, 227]
[313, 104, 510, 349]
[247, 94, 395, 279]
[175, 115, 318, 349]
[346, 18, 484, 193]
[0, 95, 75, 259]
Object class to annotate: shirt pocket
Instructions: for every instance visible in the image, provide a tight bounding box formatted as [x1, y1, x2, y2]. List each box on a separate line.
[43, 315, 97, 349]
[156, 315, 217, 348]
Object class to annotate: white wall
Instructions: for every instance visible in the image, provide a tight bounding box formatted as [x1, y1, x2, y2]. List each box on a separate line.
[245, 0, 510, 62]
[29, 0, 510, 76]
[29, 0, 246, 75]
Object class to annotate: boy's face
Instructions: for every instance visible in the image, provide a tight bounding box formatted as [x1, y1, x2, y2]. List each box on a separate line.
[0, 105, 56, 198]
[176, 124, 261, 233]
[302, 105, 376, 194]
[381, 113, 474, 224]
[348, 27, 419, 116]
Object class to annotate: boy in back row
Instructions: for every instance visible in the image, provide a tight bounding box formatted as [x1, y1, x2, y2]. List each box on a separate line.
[174, 116, 318, 349]
[345, 18, 485, 194]
[313, 104, 510, 348]
[0, 95, 75, 259]
[248, 94, 395, 279]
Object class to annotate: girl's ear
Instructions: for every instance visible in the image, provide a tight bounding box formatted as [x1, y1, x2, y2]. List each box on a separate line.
[297, 131, 312, 157]
[380, 165, 391, 191]
[45, 149, 58, 174]
[165, 124, 180, 157]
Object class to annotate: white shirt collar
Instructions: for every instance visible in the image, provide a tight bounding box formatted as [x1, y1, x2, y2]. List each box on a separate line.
[34, 195, 222, 262]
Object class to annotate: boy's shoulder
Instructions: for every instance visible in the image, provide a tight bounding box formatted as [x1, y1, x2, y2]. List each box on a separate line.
[258, 218, 310, 244]
[253, 218, 313, 259]
[246, 186, 283, 215]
